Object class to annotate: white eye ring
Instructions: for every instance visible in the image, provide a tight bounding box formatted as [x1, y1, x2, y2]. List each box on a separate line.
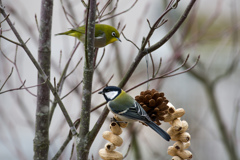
[112, 32, 116, 37]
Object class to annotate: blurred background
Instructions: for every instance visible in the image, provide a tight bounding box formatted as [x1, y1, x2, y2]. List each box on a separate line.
[0, 0, 239, 159]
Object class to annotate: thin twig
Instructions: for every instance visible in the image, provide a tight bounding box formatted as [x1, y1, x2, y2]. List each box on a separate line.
[141, 0, 178, 50]
[34, 14, 40, 32]
[0, 67, 13, 91]
[94, 48, 105, 69]
[160, 54, 190, 77]
[0, 35, 22, 46]
[154, 57, 162, 77]
[0, 0, 77, 135]
[0, 79, 46, 94]
[60, 0, 76, 27]
[81, 0, 88, 8]
[64, 57, 83, 79]
[98, 0, 112, 19]
[126, 55, 200, 92]
[91, 74, 114, 94]
[119, 24, 126, 35]
[1, 47, 37, 96]
[61, 80, 83, 100]
[149, 53, 155, 78]
[162, 55, 200, 78]
[99, 0, 138, 22]
[122, 32, 139, 50]
[123, 144, 131, 159]
[101, 0, 119, 18]
[0, 13, 9, 24]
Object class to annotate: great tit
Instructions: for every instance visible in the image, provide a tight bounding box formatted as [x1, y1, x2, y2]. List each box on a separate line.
[99, 86, 171, 141]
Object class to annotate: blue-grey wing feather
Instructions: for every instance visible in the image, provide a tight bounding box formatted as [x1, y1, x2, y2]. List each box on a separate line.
[118, 101, 151, 122]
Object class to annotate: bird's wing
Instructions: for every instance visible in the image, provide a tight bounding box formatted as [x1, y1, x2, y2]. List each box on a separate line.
[95, 31, 105, 40]
[72, 27, 85, 34]
[110, 100, 151, 122]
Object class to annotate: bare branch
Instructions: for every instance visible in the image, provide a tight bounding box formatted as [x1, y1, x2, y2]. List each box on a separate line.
[61, 80, 83, 100]
[99, 0, 138, 22]
[91, 74, 114, 94]
[0, 79, 46, 95]
[101, 0, 119, 18]
[0, 13, 9, 24]
[126, 55, 200, 92]
[0, 67, 14, 91]
[123, 144, 131, 159]
[98, 0, 113, 20]
[60, 0, 77, 27]
[1, 47, 37, 96]
[94, 48, 105, 69]
[122, 32, 139, 50]
[154, 57, 162, 77]
[65, 57, 83, 79]
[34, 14, 40, 32]
[81, 0, 88, 8]
[141, 0, 179, 50]
[160, 54, 190, 77]
[0, 35, 22, 46]
[0, 0, 77, 136]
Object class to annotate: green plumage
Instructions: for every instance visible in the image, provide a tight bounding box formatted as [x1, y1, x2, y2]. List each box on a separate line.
[109, 90, 135, 113]
[56, 24, 120, 48]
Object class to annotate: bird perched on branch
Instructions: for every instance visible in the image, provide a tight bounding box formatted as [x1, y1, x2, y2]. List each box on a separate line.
[99, 86, 171, 141]
[56, 24, 121, 48]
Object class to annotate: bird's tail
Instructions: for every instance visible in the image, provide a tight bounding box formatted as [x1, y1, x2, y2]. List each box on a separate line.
[55, 29, 79, 37]
[55, 30, 72, 36]
[145, 121, 171, 141]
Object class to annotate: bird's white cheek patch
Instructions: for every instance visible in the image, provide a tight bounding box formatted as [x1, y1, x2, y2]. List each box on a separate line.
[105, 91, 118, 100]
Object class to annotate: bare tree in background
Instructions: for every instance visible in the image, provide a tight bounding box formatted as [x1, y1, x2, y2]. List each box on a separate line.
[1, 0, 239, 160]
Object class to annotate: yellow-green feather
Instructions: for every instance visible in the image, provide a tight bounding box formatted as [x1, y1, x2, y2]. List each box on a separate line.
[56, 24, 120, 47]
[110, 90, 134, 112]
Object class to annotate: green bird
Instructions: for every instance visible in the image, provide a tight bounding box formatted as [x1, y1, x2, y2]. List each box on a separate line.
[99, 86, 171, 141]
[56, 24, 121, 48]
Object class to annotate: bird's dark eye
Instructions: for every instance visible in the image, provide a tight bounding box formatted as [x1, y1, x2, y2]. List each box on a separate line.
[112, 32, 116, 37]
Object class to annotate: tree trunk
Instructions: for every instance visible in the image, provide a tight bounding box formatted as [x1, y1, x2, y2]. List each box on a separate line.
[33, 0, 53, 159]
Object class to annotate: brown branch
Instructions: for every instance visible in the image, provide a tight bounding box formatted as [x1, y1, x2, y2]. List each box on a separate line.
[91, 74, 114, 94]
[154, 57, 162, 77]
[141, 0, 177, 50]
[0, 12, 9, 24]
[122, 32, 140, 50]
[0, 0, 77, 136]
[34, 14, 40, 32]
[101, 0, 119, 18]
[146, 0, 195, 53]
[126, 55, 200, 92]
[61, 80, 83, 100]
[0, 79, 46, 95]
[123, 144, 132, 159]
[0, 35, 22, 46]
[65, 57, 83, 79]
[77, 0, 96, 158]
[1, 47, 37, 96]
[49, 43, 82, 125]
[99, 0, 138, 22]
[94, 48, 105, 69]
[34, 0, 54, 158]
[97, 0, 112, 20]
[60, 0, 77, 27]
[0, 67, 13, 91]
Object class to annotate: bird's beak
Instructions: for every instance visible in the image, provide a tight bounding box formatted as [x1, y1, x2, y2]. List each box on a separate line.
[98, 91, 103, 94]
[116, 37, 121, 42]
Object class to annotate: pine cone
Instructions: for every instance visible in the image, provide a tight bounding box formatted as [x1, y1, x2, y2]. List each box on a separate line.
[135, 89, 169, 125]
